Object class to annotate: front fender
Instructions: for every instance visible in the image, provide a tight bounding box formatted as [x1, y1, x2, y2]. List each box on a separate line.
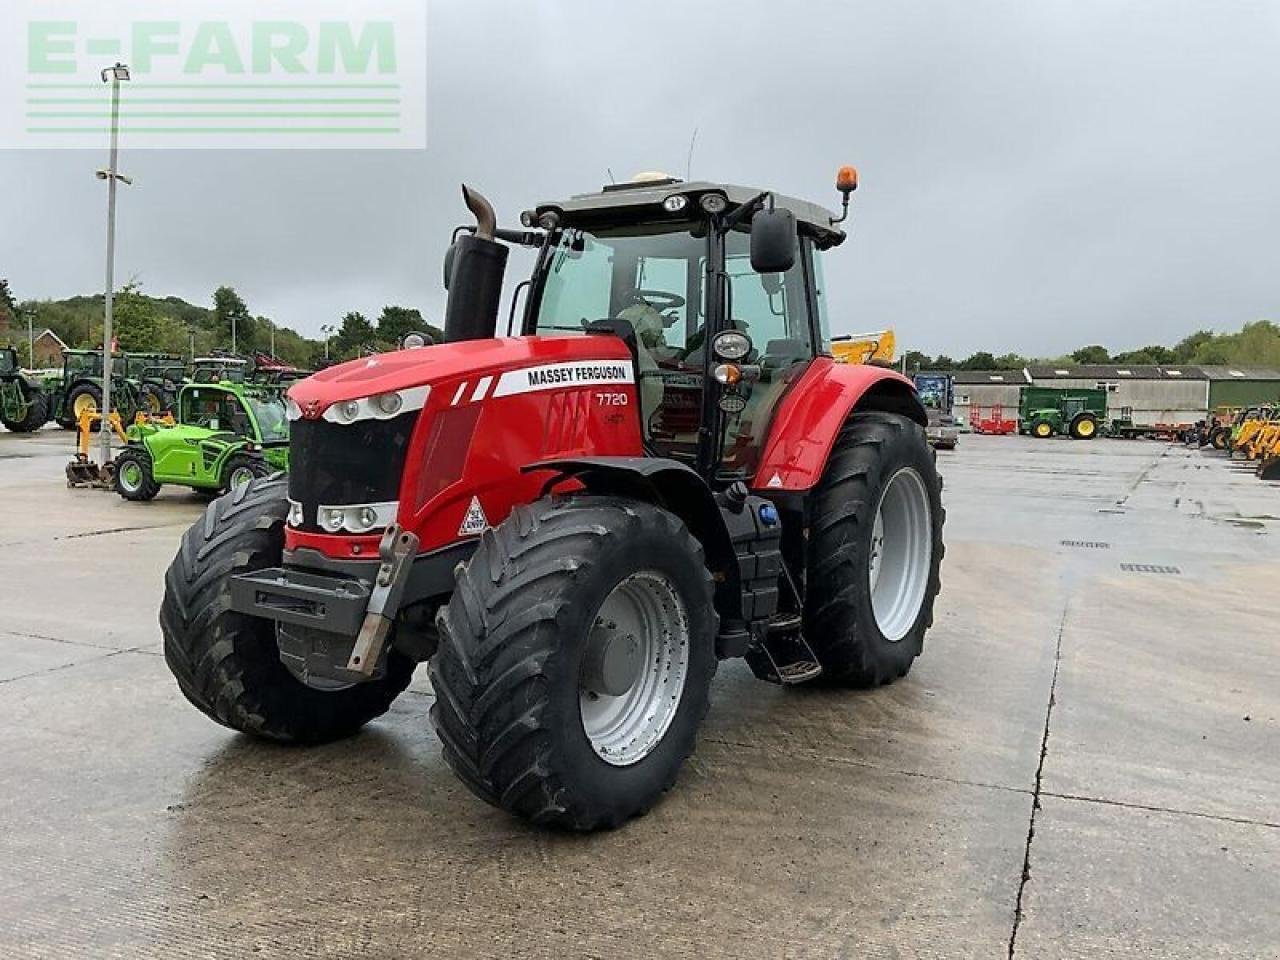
[752, 357, 925, 493]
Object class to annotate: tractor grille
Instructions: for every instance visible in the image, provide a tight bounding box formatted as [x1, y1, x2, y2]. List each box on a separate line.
[288, 412, 418, 525]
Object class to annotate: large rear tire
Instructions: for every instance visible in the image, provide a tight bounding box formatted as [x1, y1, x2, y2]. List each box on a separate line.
[0, 388, 47, 432]
[430, 496, 718, 830]
[160, 476, 414, 743]
[1069, 413, 1099, 440]
[803, 412, 944, 687]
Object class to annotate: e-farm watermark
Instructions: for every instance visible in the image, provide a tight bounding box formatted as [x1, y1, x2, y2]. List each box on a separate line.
[1, 1, 426, 149]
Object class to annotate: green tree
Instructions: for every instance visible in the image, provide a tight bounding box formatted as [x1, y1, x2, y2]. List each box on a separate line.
[1071, 344, 1111, 364]
[1172, 330, 1215, 363]
[213, 286, 255, 352]
[994, 352, 1028, 370]
[902, 350, 933, 371]
[959, 351, 997, 370]
[112, 282, 161, 351]
[933, 355, 957, 370]
[376, 305, 442, 346]
[333, 311, 376, 359]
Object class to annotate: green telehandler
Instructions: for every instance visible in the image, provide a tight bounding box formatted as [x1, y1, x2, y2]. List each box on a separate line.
[113, 380, 290, 501]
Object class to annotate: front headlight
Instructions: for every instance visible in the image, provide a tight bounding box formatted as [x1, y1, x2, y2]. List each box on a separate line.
[319, 507, 346, 533]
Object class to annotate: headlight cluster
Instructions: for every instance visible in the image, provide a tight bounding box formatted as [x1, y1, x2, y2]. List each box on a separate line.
[315, 501, 399, 534]
[287, 384, 430, 425]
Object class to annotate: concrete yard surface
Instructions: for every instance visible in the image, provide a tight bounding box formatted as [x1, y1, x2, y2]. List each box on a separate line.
[0, 427, 1277, 958]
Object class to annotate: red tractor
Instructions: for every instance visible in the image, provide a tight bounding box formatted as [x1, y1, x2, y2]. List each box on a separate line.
[161, 169, 945, 830]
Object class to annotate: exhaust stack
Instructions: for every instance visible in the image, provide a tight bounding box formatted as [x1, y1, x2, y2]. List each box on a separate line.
[443, 185, 509, 343]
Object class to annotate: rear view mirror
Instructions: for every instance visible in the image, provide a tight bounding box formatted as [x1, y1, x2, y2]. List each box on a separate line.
[750, 208, 796, 274]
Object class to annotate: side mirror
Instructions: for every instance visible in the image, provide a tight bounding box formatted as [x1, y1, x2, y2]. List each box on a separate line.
[750, 207, 796, 274]
[443, 243, 457, 291]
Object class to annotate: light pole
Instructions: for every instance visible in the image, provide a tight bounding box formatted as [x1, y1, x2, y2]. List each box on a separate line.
[25, 309, 35, 369]
[96, 62, 132, 469]
[321, 324, 334, 360]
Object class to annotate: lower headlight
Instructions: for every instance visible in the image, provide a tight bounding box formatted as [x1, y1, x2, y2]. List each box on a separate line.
[319, 508, 345, 533]
[288, 500, 304, 527]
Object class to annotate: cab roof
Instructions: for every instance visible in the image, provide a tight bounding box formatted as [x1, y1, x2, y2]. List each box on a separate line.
[534, 178, 848, 250]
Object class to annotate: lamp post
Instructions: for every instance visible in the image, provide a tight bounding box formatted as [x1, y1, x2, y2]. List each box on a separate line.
[25, 309, 35, 369]
[96, 62, 132, 469]
[321, 324, 334, 360]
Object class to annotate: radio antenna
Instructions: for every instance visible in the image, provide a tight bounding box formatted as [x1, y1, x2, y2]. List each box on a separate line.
[685, 127, 698, 180]
[606, 167, 616, 185]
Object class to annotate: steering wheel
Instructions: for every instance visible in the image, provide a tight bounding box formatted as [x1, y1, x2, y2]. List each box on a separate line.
[628, 290, 686, 311]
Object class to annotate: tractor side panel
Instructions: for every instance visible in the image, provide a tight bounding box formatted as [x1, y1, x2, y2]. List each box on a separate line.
[751, 357, 919, 493]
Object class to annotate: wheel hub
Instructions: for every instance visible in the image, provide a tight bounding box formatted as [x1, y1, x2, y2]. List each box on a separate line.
[581, 621, 644, 698]
[579, 571, 690, 767]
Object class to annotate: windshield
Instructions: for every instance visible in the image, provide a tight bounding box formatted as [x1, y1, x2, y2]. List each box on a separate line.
[535, 225, 705, 348]
[248, 396, 289, 442]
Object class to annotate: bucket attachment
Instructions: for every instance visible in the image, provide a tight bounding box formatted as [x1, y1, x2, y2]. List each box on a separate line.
[66, 455, 115, 489]
[1260, 458, 1280, 482]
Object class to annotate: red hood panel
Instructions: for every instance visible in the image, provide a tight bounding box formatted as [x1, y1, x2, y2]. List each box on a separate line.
[289, 336, 631, 413]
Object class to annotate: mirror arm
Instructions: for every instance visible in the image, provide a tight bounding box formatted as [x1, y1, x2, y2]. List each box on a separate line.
[721, 191, 770, 233]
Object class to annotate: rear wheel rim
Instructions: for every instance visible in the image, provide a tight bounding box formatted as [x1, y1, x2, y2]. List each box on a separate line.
[74, 394, 98, 417]
[579, 571, 690, 767]
[1078, 419, 1095, 437]
[869, 467, 933, 642]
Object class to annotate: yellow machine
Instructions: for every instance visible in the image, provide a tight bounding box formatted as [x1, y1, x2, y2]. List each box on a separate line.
[66, 408, 174, 488]
[831, 329, 896, 366]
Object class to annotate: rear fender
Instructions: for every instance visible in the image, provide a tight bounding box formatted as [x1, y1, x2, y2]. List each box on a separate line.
[751, 357, 925, 493]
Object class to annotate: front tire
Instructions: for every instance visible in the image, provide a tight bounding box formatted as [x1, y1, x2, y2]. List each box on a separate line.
[160, 476, 414, 743]
[114, 446, 161, 501]
[1031, 419, 1054, 439]
[1069, 413, 1098, 440]
[430, 496, 718, 831]
[221, 453, 272, 494]
[804, 412, 944, 687]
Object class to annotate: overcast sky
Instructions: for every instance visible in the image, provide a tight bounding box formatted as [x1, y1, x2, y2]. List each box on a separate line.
[2, 0, 1278, 357]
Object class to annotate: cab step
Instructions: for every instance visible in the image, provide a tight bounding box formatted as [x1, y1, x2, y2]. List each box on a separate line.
[744, 614, 823, 685]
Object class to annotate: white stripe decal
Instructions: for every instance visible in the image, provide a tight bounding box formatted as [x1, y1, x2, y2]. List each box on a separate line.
[450, 382, 468, 406]
[492, 360, 635, 398]
[470, 376, 493, 403]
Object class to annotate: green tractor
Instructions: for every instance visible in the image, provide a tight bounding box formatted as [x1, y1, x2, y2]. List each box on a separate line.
[1019, 386, 1105, 440]
[113, 381, 290, 501]
[0, 346, 51, 432]
[124, 353, 186, 416]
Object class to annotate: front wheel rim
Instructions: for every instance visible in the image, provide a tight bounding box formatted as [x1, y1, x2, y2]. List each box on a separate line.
[119, 461, 143, 491]
[579, 571, 690, 767]
[869, 467, 933, 642]
[229, 467, 255, 488]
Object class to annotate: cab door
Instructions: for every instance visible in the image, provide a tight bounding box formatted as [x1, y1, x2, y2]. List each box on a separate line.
[715, 231, 816, 479]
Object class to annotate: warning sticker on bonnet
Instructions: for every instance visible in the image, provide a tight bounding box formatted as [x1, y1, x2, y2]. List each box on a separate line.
[491, 360, 634, 398]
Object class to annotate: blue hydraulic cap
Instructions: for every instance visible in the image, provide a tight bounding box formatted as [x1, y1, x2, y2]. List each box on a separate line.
[758, 503, 779, 526]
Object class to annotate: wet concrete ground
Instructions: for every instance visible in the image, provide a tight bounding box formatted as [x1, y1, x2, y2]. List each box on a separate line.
[0, 427, 1276, 958]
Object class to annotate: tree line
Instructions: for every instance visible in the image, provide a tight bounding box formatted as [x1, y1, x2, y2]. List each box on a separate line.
[0, 278, 442, 369]
[4, 277, 1277, 372]
[902, 321, 1280, 371]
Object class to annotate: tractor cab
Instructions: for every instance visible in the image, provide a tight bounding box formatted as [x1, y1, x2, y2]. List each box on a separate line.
[517, 176, 846, 484]
[177, 382, 289, 450]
